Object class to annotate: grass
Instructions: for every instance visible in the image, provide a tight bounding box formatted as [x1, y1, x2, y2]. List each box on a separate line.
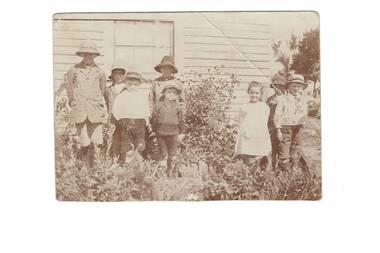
[55, 117, 321, 201]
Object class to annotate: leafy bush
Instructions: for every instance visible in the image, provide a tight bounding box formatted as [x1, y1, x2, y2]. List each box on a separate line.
[308, 98, 321, 119]
[202, 160, 321, 200]
[179, 67, 240, 170]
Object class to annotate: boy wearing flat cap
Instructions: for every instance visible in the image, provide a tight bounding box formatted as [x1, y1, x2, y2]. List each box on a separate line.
[65, 40, 108, 168]
[152, 83, 185, 177]
[273, 73, 309, 172]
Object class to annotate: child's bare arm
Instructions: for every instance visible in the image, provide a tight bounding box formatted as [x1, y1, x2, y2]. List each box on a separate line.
[99, 72, 107, 99]
[105, 89, 114, 121]
[273, 96, 284, 129]
[178, 104, 185, 135]
[150, 104, 158, 131]
[64, 70, 75, 106]
[148, 85, 154, 119]
[273, 97, 284, 141]
[236, 105, 245, 126]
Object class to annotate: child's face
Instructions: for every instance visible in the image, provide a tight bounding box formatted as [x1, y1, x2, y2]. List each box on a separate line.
[127, 78, 141, 87]
[163, 88, 178, 101]
[248, 86, 261, 103]
[288, 83, 304, 96]
[272, 84, 286, 95]
[80, 53, 96, 66]
[111, 69, 125, 84]
[160, 66, 175, 77]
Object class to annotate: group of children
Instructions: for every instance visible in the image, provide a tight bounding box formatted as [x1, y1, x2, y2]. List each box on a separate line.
[65, 41, 184, 176]
[65, 40, 311, 175]
[234, 72, 311, 172]
[108, 55, 185, 175]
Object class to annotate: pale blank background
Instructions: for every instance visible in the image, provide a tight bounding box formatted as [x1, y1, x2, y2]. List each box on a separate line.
[0, 1, 379, 253]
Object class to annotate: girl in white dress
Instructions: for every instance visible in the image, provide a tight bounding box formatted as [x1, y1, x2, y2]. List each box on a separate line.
[235, 81, 272, 167]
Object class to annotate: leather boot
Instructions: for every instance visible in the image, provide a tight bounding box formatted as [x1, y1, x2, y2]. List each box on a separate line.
[80, 145, 89, 161]
[118, 152, 126, 165]
[88, 144, 97, 169]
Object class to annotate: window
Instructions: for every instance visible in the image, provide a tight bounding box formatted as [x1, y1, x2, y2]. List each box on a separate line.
[113, 20, 174, 79]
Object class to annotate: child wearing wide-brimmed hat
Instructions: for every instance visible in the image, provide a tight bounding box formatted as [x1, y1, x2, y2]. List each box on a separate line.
[105, 60, 128, 160]
[65, 40, 108, 168]
[234, 81, 272, 168]
[273, 73, 309, 172]
[151, 56, 185, 106]
[112, 70, 152, 164]
[151, 83, 185, 177]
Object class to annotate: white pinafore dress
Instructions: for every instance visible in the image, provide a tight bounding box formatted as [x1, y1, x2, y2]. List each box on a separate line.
[235, 101, 271, 156]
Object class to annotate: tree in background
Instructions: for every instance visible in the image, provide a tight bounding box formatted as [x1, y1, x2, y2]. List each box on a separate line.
[272, 29, 320, 83]
[290, 28, 320, 82]
[271, 34, 298, 79]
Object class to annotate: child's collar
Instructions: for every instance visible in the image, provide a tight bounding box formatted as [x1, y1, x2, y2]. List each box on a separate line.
[111, 81, 125, 86]
[156, 75, 175, 81]
[111, 83, 127, 94]
[287, 92, 303, 101]
[126, 84, 140, 92]
[75, 61, 97, 69]
[160, 97, 177, 104]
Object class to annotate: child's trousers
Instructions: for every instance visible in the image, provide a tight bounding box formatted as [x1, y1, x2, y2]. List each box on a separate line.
[269, 129, 279, 169]
[157, 135, 178, 172]
[118, 119, 146, 163]
[75, 118, 103, 146]
[277, 125, 303, 171]
[108, 116, 122, 158]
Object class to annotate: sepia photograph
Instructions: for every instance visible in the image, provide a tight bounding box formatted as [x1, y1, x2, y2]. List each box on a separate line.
[53, 11, 321, 201]
[3, 0, 380, 252]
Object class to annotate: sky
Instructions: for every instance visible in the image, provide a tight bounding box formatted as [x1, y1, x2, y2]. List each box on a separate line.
[265, 11, 320, 73]
[269, 11, 319, 43]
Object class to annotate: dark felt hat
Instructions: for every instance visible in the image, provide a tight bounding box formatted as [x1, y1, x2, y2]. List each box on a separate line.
[271, 74, 287, 87]
[154, 56, 178, 73]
